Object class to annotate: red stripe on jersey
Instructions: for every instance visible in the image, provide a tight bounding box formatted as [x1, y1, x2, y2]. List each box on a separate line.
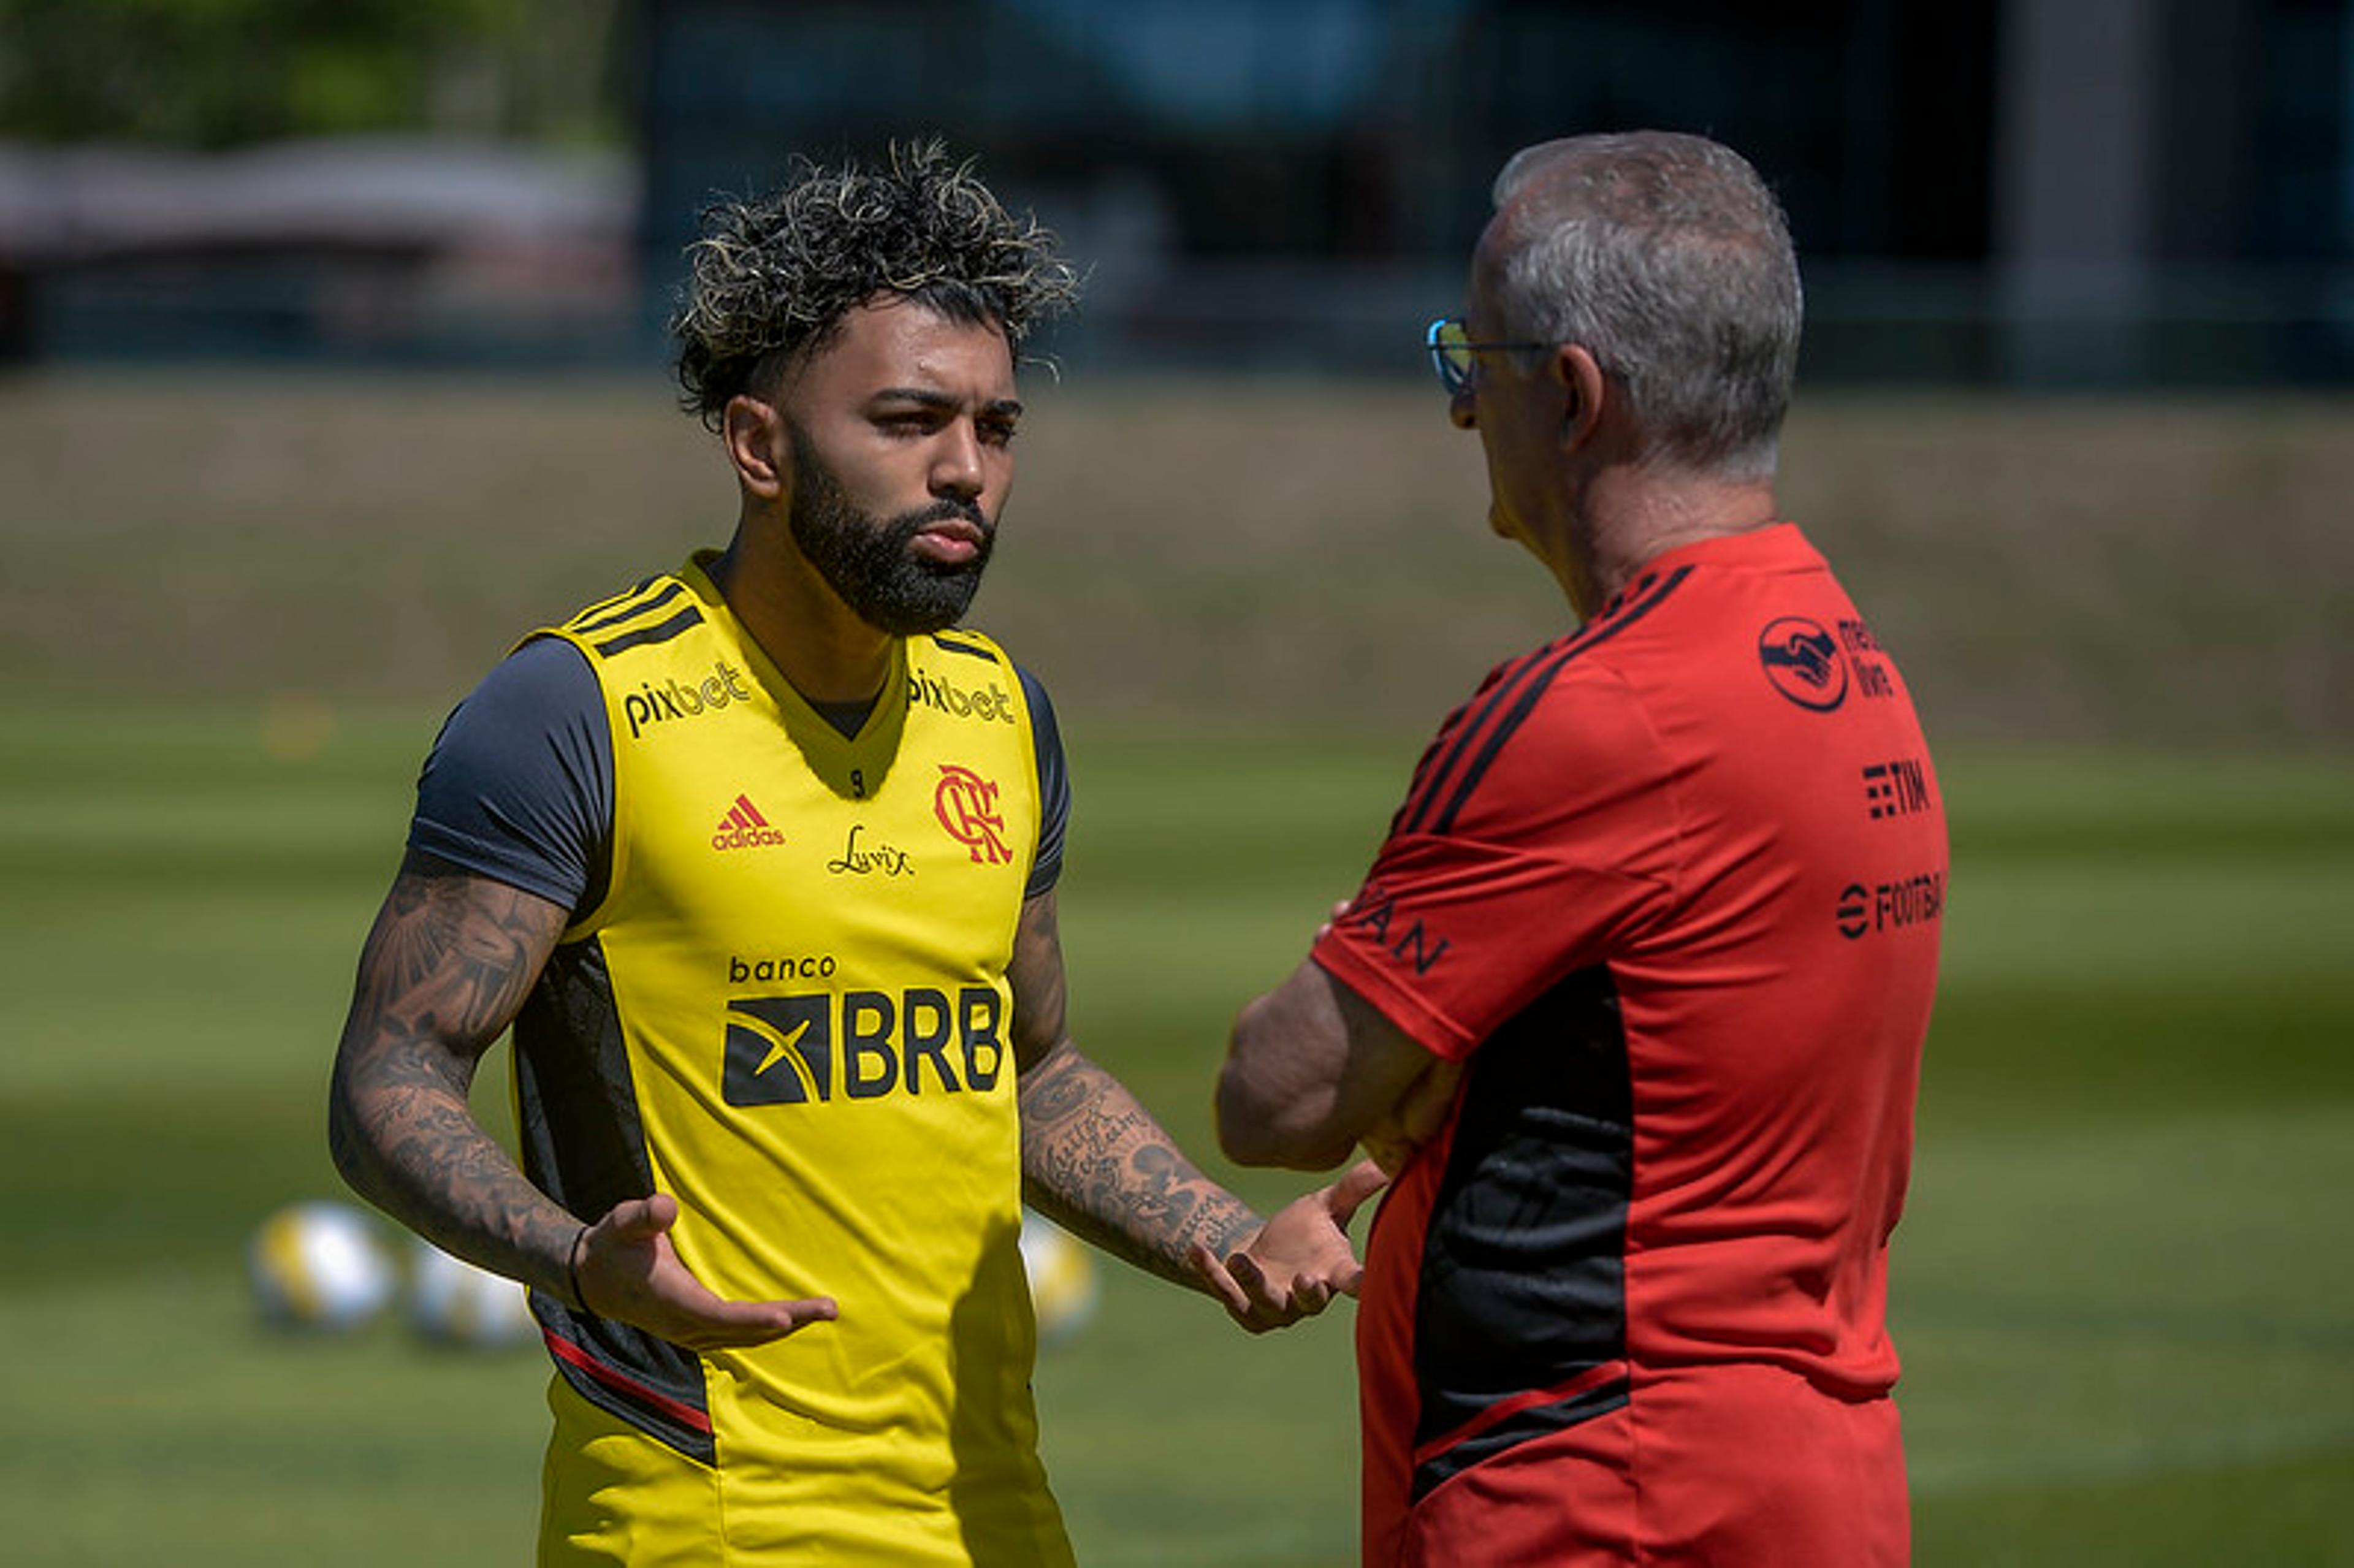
[542, 1328, 714, 1436]
[1409, 1358, 1631, 1473]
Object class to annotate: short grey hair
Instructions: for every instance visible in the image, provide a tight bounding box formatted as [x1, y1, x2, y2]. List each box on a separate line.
[1486, 132, 1802, 481]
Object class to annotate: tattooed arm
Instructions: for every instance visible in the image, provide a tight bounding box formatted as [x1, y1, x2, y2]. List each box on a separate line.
[327, 848, 571, 1290]
[1009, 889, 1382, 1331]
[328, 848, 832, 1349]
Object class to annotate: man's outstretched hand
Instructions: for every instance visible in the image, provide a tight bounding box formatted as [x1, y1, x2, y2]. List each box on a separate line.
[573, 1193, 837, 1351]
[1187, 1160, 1388, 1334]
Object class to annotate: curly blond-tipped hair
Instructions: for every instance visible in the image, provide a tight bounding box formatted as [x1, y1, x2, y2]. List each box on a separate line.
[671, 141, 1081, 428]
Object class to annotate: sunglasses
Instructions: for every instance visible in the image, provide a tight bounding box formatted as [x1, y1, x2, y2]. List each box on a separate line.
[1425, 316, 1556, 395]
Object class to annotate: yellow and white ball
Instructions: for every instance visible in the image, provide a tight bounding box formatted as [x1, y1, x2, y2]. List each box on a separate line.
[407, 1238, 541, 1350]
[247, 1200, 397, 1333]
[1019, 1208, 1100, 1349]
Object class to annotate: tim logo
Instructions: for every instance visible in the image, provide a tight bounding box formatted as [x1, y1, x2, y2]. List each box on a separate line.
[1758, 617, 1847, 711]
[721, 988, 1007, 1106]
[713, 794, 786, 851]
[934, 764, 1012, 864]
[1862, 758, 1933, 820]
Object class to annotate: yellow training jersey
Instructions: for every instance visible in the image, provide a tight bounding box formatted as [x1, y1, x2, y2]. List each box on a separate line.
[512, 554, 1072, 1565]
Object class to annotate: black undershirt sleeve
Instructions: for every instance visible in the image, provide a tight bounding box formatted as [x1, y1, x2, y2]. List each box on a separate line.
[1016, 662, 1069, 900]
[407, 636, 614, 918]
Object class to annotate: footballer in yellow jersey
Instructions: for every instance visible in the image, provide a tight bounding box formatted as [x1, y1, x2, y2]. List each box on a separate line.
[400, 561, 1078, 1563]
[329, 143, 1379, 1568]
[522, 559, 1068, 1560]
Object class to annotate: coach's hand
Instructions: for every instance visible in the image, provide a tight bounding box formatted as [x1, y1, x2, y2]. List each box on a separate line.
[1189, 1160, 1387, 1334]
[572, 1194, 837, 1350]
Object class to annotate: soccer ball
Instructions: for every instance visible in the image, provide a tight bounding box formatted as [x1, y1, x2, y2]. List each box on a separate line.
[247, 1200, 397, 1333]
[407, 1238, 541, 1350]
[1018, 1208, 1099, 1349]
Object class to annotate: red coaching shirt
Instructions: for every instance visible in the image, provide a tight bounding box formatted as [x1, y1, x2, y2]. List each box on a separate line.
[1316, 523, 1945, 1566]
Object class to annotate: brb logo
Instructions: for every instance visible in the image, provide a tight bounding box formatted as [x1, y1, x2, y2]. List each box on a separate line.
[1758, 618, 1846, 711]
[934, 764, 1012, 864]
[721, 988, 1006, 1106]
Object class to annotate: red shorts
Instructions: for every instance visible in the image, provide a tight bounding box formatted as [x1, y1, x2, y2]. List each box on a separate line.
[1390, 1364, 1909, 1567]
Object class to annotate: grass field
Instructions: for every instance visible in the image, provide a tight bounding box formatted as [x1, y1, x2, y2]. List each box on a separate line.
[0, 705, 2348, 1565]
[3, 374, 2350, 745]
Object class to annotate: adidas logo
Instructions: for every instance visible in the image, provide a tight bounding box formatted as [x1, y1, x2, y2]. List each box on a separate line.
[712, 793, 787, 852]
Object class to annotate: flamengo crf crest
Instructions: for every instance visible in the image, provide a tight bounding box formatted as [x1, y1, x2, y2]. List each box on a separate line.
[933, 763, 1011, 864]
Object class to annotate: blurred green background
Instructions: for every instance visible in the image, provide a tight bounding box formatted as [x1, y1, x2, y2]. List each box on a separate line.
[1, 375, 2349, 1563]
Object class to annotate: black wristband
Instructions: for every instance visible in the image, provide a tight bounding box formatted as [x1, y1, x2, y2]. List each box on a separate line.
[565, 1224, 590, 1313]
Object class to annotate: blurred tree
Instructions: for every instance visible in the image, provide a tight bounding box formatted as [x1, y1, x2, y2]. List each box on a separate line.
[0, 0, 624, 146]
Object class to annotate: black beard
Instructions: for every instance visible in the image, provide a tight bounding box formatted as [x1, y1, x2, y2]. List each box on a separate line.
[785, 425, 996, 637]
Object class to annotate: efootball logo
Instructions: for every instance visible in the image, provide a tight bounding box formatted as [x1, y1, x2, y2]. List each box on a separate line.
[712, 794, 786, 851]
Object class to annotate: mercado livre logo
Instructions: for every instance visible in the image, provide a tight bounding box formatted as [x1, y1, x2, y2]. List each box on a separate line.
[1757, 616, 1847, 711]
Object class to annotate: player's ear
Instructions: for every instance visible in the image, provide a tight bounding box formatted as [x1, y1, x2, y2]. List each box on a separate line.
[724, 395, 787, 500]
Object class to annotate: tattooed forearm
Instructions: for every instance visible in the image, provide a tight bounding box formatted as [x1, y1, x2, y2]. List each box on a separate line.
[1008, 888, 1261, 1288]
[327, 851, 580, 1301]
[1018, 1043, 1261, 1289]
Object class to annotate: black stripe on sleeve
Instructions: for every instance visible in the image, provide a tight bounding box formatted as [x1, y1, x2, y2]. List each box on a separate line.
[570, 579, 683, 636]
[1426, 566, 1692, 835]
[1397, 653, 1552, 838]
[590, 604, 706, 657]
[929, 631, 999, 661]
[1016, 662, 1069, 899]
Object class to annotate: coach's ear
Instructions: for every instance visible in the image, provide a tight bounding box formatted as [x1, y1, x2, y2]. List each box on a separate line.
[724, 394, 787, 501]
[1555, 343, 1607, 454]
